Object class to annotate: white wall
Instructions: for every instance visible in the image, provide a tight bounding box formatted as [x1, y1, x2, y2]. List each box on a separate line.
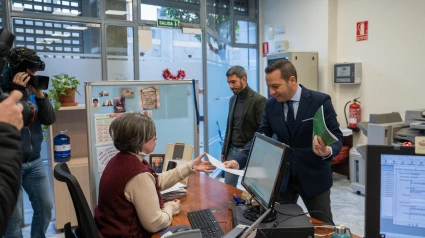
[261, 0, 337, 98]
[336, 0, 425, 144]
[261, 0, 425, 145]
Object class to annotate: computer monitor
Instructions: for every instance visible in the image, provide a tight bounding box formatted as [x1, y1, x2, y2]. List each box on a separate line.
[241, 133, 290, 223]
[365, 145, 425, 238]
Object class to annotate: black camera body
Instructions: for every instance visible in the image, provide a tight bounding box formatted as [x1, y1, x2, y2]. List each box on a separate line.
[0, 28, 39, 127]
[8, 48, 49, 90]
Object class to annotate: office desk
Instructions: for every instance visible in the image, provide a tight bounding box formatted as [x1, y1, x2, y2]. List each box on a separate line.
[153, 173, 360, 238]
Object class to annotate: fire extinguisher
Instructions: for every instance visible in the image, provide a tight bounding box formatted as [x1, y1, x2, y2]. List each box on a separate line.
[344, 98, 361, 132]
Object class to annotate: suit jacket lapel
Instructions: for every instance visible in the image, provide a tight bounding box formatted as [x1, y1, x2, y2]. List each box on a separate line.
[228, 96, 237, 130]
[240, 88, 253, 128]
[292, 87, 311, 137]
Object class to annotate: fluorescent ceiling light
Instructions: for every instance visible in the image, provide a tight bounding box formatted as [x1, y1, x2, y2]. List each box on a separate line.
[52, 10, 81, 16]
[36, 41, 52, 44]
[65, 26, 88, 30]
[105, 10, 128, 15]
[51, 33, 70, 37]
[44, 38, 60, 41]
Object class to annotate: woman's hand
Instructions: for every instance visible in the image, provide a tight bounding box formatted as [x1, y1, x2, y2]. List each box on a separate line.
[192, 152, 216, 173]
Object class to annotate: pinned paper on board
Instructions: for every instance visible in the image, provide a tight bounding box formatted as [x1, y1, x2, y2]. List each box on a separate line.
[94, 113, 123, 145]
[96, 145, 119, 173]
[139, 86, 160, 110]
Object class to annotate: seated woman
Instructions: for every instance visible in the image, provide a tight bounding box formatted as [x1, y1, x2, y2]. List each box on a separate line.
[94, 113, 215, 237]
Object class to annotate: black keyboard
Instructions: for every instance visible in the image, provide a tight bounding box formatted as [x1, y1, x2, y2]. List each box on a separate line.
[187, 209, 225, 238]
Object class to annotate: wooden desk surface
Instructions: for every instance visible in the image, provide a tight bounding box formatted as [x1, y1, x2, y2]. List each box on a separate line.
[153, 173, 361, 238]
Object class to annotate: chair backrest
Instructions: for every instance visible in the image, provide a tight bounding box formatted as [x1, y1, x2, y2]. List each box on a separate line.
[54, 162, 99, 238]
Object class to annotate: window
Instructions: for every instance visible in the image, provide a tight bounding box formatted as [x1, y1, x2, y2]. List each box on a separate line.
[13, 18, 89, 54]
[105, 0, 133, 21]
[207, 0, 231, 41]
[106, 25, 134, 81]
[235, 20, 256, 44]
[140, 0, 200, 24]
[11, 0, 99, 18]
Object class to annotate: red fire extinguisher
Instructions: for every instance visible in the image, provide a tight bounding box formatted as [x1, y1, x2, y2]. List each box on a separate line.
[344, 98, 361, 132]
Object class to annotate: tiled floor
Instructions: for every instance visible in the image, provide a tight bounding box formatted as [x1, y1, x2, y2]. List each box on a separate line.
[22, 173, 365, 238]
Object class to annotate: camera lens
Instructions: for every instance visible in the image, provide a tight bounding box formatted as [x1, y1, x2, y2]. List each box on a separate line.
[20, 101, 36, 127]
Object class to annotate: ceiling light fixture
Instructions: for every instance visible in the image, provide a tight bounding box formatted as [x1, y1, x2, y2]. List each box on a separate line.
[105, 10, 128, 15]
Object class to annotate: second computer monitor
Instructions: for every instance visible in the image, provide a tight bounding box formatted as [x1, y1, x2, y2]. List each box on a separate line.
[241, 133, 290, 221]
[365, 145, 425, 238]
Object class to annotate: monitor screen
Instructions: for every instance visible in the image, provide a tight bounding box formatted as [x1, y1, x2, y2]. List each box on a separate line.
[241, 133, 289, 209]
[365, 145, 425, 238]
[380, 154, 425, 238]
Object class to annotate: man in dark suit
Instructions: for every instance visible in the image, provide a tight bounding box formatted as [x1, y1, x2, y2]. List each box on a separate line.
[221, 66, 266, 187]
[224, 60, 343, 222]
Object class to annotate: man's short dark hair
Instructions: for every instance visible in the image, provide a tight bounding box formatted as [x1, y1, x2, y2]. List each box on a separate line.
[265, 60, 297, 82]
[93, 98, 98, 103]
[226, 65, 247, 79]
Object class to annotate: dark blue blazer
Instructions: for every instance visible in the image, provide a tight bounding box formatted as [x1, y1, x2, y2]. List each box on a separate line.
[235, 85, 343, 196]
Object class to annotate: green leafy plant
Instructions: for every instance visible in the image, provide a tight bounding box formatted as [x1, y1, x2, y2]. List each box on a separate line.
[48, 74, 81, 111]
[42, 74, 80, 137]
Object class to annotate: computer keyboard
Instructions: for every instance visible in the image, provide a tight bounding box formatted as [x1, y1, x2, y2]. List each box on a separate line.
[187, 209, 225, 238]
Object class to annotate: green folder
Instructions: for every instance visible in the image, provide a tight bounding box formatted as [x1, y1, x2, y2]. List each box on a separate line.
[313, 105, 338, 146]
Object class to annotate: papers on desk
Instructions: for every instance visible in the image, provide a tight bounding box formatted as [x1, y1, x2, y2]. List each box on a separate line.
[206, 154, 245, 176]
[160, 182, 187, 200]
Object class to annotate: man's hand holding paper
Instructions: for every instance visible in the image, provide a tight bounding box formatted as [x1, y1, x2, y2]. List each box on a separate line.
[207, 154, 244, 176]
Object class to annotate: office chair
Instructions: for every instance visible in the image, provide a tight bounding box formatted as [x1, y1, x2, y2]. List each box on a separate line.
[53, 162, 99, 238]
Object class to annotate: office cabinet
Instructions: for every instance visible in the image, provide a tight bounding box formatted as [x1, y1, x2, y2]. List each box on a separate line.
[46, 105, 91, 230]
[267, 51, 318, 91]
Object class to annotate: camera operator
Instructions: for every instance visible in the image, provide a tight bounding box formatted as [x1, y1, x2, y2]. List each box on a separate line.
[1, 47, 56, 238]
[0, 90, 24, 237]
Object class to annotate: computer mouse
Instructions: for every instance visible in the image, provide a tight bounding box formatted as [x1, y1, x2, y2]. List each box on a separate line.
[174, 227, 191, 233]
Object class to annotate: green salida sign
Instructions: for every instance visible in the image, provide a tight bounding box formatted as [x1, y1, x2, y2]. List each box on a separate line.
[157, 19, 179, 28]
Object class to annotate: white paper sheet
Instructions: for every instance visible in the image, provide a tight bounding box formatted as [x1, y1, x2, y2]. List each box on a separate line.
[96, 145, 119, 173]
[160, 182, 187, 195]
[206, 153, 245, 176]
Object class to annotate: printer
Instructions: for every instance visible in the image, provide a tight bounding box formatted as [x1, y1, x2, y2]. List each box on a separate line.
[350, 109, 425, 194]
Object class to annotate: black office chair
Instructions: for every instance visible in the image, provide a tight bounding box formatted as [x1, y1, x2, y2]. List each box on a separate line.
[53, 162, 99, 238]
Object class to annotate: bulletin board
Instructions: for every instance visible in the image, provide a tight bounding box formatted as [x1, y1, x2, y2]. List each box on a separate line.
[85, 80, 200, 208]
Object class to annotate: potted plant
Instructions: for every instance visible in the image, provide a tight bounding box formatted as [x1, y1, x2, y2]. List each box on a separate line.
[48, 74, 80, 109]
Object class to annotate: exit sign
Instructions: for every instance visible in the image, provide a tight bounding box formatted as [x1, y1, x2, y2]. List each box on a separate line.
[157, 19, 179, 28]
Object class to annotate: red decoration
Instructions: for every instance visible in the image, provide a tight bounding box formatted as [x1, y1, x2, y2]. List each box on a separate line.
[162, 68, 186, 80]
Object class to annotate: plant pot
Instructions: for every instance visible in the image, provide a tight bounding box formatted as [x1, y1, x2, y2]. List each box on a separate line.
[58, 89, 78, 107]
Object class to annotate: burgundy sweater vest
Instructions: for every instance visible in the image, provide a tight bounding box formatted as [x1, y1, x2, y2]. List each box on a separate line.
[94, 152, 164, 237]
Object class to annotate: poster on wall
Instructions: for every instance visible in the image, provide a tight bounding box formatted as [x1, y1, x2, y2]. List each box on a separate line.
[356, 21, 368, 41]
[94, 113, 123, 145]
[139, 86, 160, 110]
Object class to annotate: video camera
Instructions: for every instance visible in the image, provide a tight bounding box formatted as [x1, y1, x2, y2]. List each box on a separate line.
[0, 28, 38, 127]
[8, 47, 49, 90]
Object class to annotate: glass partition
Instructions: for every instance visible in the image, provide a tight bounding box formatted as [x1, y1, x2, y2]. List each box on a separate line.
[106, 25, 134, 81]
[206, 33, 232, 159]
[12, 18, 102, 103]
